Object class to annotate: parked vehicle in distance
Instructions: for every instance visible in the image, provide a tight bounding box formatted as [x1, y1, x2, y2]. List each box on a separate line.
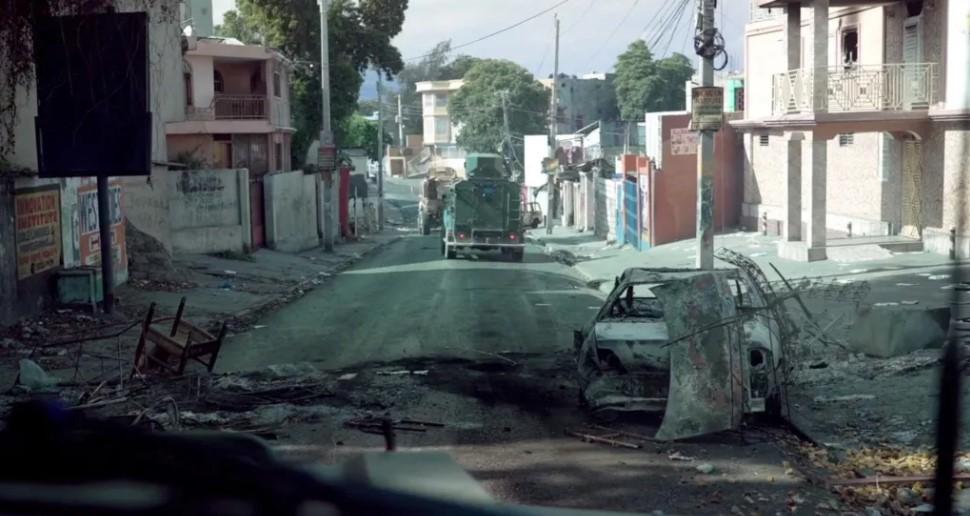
[522, 201, 543, 228]
[441, 154, 524, 262]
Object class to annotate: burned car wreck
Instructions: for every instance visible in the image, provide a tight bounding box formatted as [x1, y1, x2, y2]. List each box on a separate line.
[575, 264, 790, 441]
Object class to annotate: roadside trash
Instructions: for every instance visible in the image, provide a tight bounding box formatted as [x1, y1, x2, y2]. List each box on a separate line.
[565, 429, 640, 449]
[813, 394, 875, 403]
[345, 416, 443, 434]
[896, 283, 916, 286]
[253, 325, 267, 329]
[377, 370, 428, 376]
[337, 373, 358, 381]
[928, 274, 950, 280]
[19, 359, 59, 392]
[224, 270, 237, 276]
[901, 300, 919, 305]
[695, 463, 715, 474]
[668, 451, 695, 461]
[874, 302, 899, 307]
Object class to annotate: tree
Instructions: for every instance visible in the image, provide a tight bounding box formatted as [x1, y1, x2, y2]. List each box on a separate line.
[449, 60, 548, 154]
[214, 11, 259, 44]
[217, 0, 408, 168]
[614, 40, 694, 120]
[339, 113, 391, 160]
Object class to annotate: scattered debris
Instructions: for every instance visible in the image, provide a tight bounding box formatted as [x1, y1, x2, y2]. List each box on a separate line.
[565, 429, 641, 449]
[377, 369, 429, 376]
[337, 373, 358, 381]
[345, 416, 443, 435]
[668, 451, 695, 462]
[830, 474, 970, 487]
[18, 359, 59, 392]
[928, 274, 950, 280]
[812, 394, 876, 403]
[695, 463, 716, 474]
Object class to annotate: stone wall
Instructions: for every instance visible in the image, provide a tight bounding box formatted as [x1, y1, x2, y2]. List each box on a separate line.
[263, 170, 319, 252]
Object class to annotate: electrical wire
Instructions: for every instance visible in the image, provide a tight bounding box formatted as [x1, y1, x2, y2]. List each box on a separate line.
[585, 0, 641, 64]
[659, 0, 693, 57]
[404, 0, 572, 62]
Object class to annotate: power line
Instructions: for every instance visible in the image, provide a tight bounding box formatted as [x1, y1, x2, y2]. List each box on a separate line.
[586, 0, 641, 64]
[660, 0, 693, 57]
[562, 0, 596, 34]
[404, 0, 572, 62]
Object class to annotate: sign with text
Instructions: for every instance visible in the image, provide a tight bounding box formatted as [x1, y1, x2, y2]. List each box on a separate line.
[691, 87, 724, 131]
[670, 128, 699, 155]
[15, 187, 61, 279]
[78, 181, 127, 275]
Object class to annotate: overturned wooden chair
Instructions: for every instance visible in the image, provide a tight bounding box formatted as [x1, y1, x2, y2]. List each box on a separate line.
[131, 297, 228, 377]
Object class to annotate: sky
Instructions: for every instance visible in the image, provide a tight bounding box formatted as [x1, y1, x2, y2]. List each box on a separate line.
[212, 0, 747, 88]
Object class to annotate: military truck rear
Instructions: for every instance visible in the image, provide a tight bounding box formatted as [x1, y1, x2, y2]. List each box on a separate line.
[441, 154, 524, 261]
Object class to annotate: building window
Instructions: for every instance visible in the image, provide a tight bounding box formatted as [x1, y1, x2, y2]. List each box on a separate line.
[273, 71, 281, 97]
[841, 28, 859, 66]
[839, 133, 854, 146]
[434, 117, 449, 141]
[423, 93, 433, 109]
[435, 93, 448, 108]
[184, 73, 193, 106]
[759, 134, 769, 146]
[213, 69, 224, 93]
[734, 87, 744, 111]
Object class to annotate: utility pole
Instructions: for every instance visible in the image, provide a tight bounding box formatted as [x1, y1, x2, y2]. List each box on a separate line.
[499, 90, 512, 176]
[377, 78, 385, 231]
[545, 14, 559, 235]
[318, 0, 335, 252]
[396, 94, 404, 148]
[695, 0, 716, 269]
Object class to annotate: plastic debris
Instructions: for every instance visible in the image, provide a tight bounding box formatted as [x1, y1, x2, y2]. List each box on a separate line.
[18, 359, 60, 392]
[695, 463, 715, 474]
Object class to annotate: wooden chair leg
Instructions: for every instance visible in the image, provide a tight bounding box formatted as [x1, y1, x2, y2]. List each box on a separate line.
[171, 297, 186, 337]
[130, 303, 156, 379]
[207, 322, 229, 372]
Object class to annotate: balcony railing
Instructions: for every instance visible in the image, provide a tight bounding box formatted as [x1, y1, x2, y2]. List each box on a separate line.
[213, 94, 267, 119]
[772, 63, 939, 115]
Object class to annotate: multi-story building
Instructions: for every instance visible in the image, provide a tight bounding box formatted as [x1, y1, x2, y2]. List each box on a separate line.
[166, 35, 295, 175]
[540, 73, 620, 134]
[734, 0, 970, 260]
[415, 79, 464, 146]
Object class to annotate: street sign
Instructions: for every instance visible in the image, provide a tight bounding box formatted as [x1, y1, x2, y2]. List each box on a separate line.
[318, 144, 337, 172]
[691, 87, 724, 131]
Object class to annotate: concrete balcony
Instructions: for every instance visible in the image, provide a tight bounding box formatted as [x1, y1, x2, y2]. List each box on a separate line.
[185, 94, 268, 121]
[772, 63, 939, 115]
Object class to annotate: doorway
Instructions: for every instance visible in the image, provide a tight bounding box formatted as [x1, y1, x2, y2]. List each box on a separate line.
[900, 139, 922, 238]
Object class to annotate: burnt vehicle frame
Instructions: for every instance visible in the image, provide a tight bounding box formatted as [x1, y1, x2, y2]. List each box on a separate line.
[574, 264, 791, 440]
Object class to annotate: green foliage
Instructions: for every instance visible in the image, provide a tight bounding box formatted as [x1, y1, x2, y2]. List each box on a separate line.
[449, 60, 548, 154]
[614, 40, 695, 120]
[218, 0, 408, 167]
[214, 10, 259, 44]
[338, 113, 391, 161]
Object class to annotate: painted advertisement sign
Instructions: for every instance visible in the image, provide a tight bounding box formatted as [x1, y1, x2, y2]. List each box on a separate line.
[77, 180, 127, 275]
[670, 128, 698, 156]
[15, 186, 62, 279]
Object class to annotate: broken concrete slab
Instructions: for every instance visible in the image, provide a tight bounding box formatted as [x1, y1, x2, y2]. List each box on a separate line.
[847, 306, 948, 358]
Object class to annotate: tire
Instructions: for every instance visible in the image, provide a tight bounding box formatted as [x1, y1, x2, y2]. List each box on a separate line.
[513, 249, 524, 262]
[421, 216, 431, 235]
[531, 219, 540, 229]
[446, 245, 457, 259]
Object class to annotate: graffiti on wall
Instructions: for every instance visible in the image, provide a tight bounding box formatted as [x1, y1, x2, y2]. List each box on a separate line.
[15, 186, 62, 280]
[78, 181, 127, 273]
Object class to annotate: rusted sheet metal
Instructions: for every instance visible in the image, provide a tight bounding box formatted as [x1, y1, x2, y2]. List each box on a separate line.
[652, 273, 744, 441]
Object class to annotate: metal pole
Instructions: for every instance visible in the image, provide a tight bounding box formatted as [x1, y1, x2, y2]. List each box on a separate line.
[377, 78, 385, 231]
[397, 94, 404, 148]
[319, 0, 332, 144]
[545, 14, 559, 235]
[319, 0, 334, 252]
[500, 90, 512, 176]
[695, 0, 715, 269]
[96, 176, 114, 313]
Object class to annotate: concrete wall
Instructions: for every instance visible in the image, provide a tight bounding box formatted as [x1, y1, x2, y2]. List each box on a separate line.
[168, 134, 216, 164]
[167, 169, 252, 254]
[263, 170, 319, 252]
[186, 54, 215, 109]
[0, 178, 16, 324]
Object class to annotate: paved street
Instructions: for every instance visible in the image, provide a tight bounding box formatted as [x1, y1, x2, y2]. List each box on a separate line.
[218, 232, 600, 372]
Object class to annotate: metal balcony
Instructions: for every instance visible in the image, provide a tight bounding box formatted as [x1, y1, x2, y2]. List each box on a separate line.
[772, 63, 939, 115]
